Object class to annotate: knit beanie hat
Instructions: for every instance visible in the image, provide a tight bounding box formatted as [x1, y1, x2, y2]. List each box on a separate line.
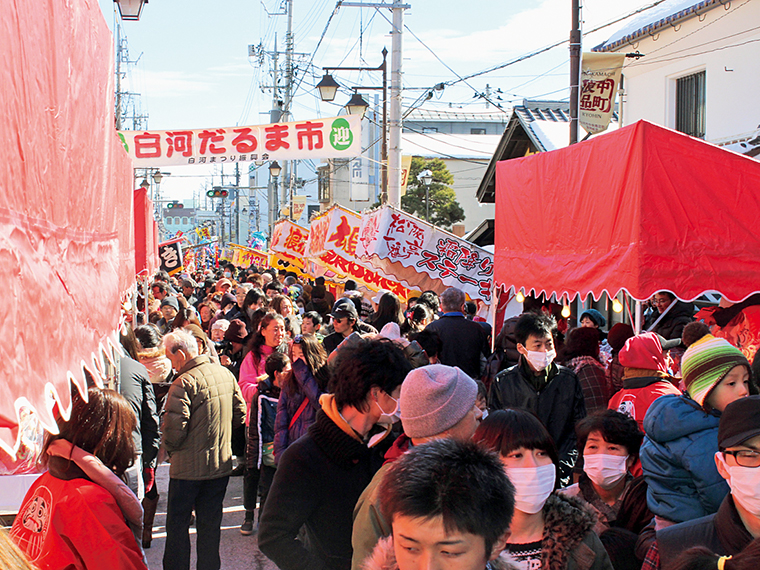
[607, 323, 634, 353]
[682, 334, 750, 407]
[400, 364, 477, 438]
[580, 308, 606, 328]
[224, 319, 248, 344]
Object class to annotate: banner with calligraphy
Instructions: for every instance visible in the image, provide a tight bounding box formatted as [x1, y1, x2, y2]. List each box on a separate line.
[305, 205, 408, 299]
[356, 206, 494, 303]
[228, 244, 269, 268]
[580, 52, 625, 135]
[158, 238, 184, 276]
[119, 115, 362, 167]
[270, 252, 310, 280]
[271, 219, 309, 260]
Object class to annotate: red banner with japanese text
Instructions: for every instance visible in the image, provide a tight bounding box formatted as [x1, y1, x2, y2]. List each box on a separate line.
[356, 206, 494, 303]
[119, 115, 362, 167]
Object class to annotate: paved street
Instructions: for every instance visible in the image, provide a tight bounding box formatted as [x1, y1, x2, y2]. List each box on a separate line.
[146, 463, 279, 570]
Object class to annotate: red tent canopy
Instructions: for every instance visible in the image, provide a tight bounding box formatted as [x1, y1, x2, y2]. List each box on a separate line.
[495, 120, 760, 303]
[134, 188, 158, 277]
[0, 0, 135, 466]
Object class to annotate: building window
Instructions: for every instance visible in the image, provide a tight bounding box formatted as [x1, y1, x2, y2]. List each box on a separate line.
[182, 217, 189, 225]
[470, 127, 486, 135]
[166, 217, 172, 225]
[676, 71, 705, 138]
[175, 217, 181, 225]
[422, 127, 438, 133]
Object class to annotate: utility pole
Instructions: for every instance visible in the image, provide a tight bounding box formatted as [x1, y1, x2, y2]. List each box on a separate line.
[569, 0, 581, 145]
[388, 0, 405, 208]
[235, 163, 241, 243]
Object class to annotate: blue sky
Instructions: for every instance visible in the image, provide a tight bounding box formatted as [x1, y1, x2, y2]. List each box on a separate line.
[99, 0, 660, 202]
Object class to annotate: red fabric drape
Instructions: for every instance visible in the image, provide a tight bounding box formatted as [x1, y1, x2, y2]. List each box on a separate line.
[495, 120, 760, 303]
[0, 0, 135, 459]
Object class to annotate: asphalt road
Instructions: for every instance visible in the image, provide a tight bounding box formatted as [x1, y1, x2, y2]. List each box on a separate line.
[146, 462, 279, 570]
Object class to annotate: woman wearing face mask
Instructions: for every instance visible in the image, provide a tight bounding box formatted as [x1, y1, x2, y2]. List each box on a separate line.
[474, 409, 613, 570]
[273, 334, 330, 462]
[640, 335, 756, 527]
[560, 410, 653, 570]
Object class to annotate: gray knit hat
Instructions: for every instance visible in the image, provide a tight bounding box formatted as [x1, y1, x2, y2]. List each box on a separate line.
[400, 364, 478, 438]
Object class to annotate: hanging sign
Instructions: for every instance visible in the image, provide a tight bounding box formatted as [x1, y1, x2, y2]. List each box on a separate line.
[305, 205, 408, 298]
[580, 52, 625, 134]
[356, 206, 494, 302]
[271, 219, 309, 259]
[119, 115, 362, 167]
[228, 244, 269, 268]
[158, 238, 184, 276]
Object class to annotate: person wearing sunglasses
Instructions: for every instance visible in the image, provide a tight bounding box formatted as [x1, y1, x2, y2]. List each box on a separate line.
[650, 396, 760, 569]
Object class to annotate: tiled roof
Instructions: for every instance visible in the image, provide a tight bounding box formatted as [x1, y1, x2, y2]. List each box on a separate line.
[593, 0, 723, 52]
[404, 107, 511, 123]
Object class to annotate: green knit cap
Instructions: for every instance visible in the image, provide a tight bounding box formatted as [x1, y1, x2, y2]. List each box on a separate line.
[682, 334, 750, 407]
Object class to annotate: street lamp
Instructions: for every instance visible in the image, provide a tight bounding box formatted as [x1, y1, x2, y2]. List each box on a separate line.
[418, 169, 433, 222]
[114, 0, 148, 21]
[139, 179, 150, 190]
[317, 48, 388, 203]
[269, 161, 282, 178]
[316, 73, 340, 102]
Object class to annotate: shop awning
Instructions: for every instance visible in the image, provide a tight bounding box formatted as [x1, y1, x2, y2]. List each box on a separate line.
[494, 120, 760, 303]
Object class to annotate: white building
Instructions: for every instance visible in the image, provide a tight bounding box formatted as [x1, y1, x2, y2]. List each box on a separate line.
[593, 0, 760, 156]
[319, 104, 508, 231]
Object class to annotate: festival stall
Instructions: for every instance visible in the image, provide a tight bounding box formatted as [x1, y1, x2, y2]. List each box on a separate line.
[306, 205, 410, 299]
[494, 120, 760, 320]
[0, 0, 136, 488]
[356, 206, 495, 303]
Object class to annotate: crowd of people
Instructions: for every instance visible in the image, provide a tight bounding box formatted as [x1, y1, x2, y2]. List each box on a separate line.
[4, 264, 760, 570]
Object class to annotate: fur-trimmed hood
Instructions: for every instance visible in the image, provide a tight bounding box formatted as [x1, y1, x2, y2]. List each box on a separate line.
[362, 536, 519, 570]
[541, 493, 599, 570]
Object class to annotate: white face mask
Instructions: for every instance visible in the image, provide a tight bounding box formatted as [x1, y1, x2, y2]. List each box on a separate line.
[224, 271, 232, 278]
[505, 464, 556, 514]
[298, 306, 305, 316]
[583, 454, 629, 490]
[377, 393, 401, 425]
[525, 349, 556, 372]
[716, 452, 760, 516]
[481, 408, 489, 420]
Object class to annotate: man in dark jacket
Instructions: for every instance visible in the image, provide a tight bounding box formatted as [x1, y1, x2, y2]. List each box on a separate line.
[646, 291, 694, 340]
[649, 396, 760, 570]
[424, 287, 488, 379]
[322, 298, 377, 354]
[488, 312, 586, 484]
[258, 338, 412, 570]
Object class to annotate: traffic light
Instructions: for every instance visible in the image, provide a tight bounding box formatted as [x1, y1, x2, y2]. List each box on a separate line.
[166, 201, 184, 209]
[206, 187, 229, 198]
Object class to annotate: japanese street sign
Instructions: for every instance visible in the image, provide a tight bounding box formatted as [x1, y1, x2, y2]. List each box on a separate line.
[118, 115, 362, 167]
[580, 52, 625, 135]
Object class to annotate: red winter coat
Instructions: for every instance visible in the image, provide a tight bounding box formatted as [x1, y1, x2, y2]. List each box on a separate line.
[608, 374, 681, 433]
[11, 471, 147, 570]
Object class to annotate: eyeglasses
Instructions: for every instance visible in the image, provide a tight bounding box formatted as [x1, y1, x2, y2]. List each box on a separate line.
[723, 449, 760, 468]
[332, 317, 346, 324]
